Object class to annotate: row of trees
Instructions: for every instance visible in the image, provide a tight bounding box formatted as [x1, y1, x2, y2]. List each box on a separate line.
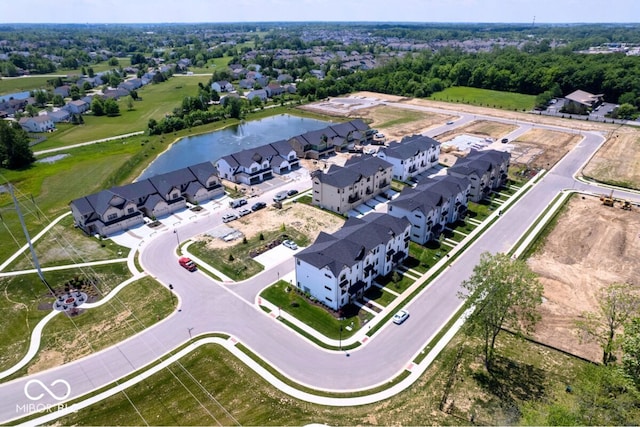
[0, 121, 35, 170]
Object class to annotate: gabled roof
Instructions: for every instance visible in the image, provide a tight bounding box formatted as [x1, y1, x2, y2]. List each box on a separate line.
[315, 155, 392, 188]
[565, 89, 603, 106]
[391, 175, 470, 215]
[113, 180, 157, 202]
[188, 161, 218, 185]
[378, 134, 439, 161]
[149, 168, 196, 195]
[447, 149, 509, 177]
[296, 213, 409, 275]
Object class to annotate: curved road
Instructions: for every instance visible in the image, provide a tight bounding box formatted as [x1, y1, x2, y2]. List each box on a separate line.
[2, 105, 640, 423]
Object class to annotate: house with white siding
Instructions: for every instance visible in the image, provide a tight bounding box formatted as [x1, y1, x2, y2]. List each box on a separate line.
[294, 213, 411, 310]
[387, 175, 470, 244]
[446, 149, 510, 202]
[18, 115, 54, 133]
[376, 134, 441, 182]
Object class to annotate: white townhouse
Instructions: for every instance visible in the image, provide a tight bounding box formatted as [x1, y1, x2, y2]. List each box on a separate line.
[446, 149, 510, 202]
[18, 115, 54, 133]
[215, 140, 299, 185]
[387, 175, 471, 244]
[294, 213, 411, 310]
[311, 155, 393, 215]
[376, 134, 441, 182]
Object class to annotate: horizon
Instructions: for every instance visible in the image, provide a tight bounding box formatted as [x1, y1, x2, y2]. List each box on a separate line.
[1, 0, 639, 25]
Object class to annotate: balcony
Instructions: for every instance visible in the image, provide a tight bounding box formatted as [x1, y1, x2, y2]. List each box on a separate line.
[348, 194, 361, 204]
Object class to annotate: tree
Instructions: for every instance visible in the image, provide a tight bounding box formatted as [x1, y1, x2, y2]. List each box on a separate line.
[611, 103, 638, 120]
[91, 97, 105, 116]
[125, 96, 134, 111]
[0, 121, 35, 169]
[576, 283, 640, 365]
[459, 252, 543, 371]
[52, 94, 65, 107]
[622, 317, 640, 386]
[104, 98, 120, 117]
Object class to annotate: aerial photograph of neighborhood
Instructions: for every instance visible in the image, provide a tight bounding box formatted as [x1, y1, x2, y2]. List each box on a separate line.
[1, 0, 640, 425]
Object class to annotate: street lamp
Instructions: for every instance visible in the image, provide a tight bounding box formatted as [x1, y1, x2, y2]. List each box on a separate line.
[173, 229, 180, 246]
[339, 325, 342, 351]
[188, 327, 194, 339]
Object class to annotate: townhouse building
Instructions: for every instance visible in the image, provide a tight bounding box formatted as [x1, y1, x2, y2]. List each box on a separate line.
[376, 134, 441, 182]
[70, 162, 223, 236]
[294, 213, 411, 310]
[311, 155, 393, 214]
[387, 175, 471, 244]
[446, 149, 510, 202]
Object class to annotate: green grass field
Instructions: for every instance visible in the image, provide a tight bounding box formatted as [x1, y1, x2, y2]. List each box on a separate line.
[429, 86, 536, 111]
[0, 76, 55, 96]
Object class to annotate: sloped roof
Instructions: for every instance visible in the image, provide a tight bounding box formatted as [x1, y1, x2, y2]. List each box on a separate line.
[295, 213, 409, 275]
[378, 134, 439, 161]
[188, 161, 219, 185]
[447, 149, 509, 178]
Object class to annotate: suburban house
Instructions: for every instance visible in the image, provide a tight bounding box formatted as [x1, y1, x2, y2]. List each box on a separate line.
[329, 118, 372, 150]
[311, 155, 393, 214]
[215, 140, 299, 185]
[211, 80, 234, 93]
[239, 78, 256, 90]
[46, 109, 71, 123]
[387, 174, 471, 244]
[247, 89, 268, 102]
[294, 213, 411, 311]
[446, 149, 510, 202]
[18, 115, 55, 133]
[65, 99, 90, 114]
[70, 162, 223, 237]
[265, 83, 285, 98]
[53, 85, 71, 98]
[564, 89, 604, 112]
[376, 134, 441, 182]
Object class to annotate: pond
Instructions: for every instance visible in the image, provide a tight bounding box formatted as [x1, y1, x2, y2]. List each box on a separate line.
[137, 114, 332, 180]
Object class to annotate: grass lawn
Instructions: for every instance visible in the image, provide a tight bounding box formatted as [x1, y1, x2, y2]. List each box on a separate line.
[430, 86, 536, 111]
[52, 318, 595, 426]
[0, 76, 56, 96]
[260, 280, 365, 339]
[0, 262, 132, 372]
[33, 75, 211, 150]
[363, 285, 397, 306]
[4, 276, 175, 381]
[374, 271, 415, 294]
[189, 228, 311, 281]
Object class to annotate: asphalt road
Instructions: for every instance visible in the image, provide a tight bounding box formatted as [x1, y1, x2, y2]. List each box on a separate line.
[2, 105, 640, 423]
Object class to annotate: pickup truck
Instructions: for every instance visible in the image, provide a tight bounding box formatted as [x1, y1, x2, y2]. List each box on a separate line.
[178, 257, 197, 271]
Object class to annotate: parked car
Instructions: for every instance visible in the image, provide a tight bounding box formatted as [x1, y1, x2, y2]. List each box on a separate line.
[446, 121, 454, 125]
[237, 208, 251, 217]
[501, 138, 509, 143]
[273, 191, 288, 202]
[287, 189, 299, 197]
[392, 309, 410, 324]
[283, 239, 298, 250]
[222, 213, 238, 223]
[229, 198, 247, 208]
[251, 201, 267, 211]
[178, 257, 197, 272]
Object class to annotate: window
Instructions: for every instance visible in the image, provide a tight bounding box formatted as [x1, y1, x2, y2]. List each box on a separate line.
[107, 213, 118, 221]
[325, 297, 332, 302]
[127, 207, 134, 214]
[413, 233, 420, 238]
[324, 285, 332, 291]
[297, 259, 300, 265]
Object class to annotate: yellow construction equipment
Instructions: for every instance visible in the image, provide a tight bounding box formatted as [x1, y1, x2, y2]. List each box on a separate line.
[600, 190, 615, 207]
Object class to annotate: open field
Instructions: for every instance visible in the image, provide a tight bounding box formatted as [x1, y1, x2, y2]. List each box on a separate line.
[582, 126, 640, 189]
[429, 86, 537, 111]
[0, 76, 55, 96]
[527, 194, 640, 362]
[511, 128, 582, 170]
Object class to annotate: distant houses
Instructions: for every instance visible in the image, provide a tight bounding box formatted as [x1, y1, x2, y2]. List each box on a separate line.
[70, 162, 223, 236]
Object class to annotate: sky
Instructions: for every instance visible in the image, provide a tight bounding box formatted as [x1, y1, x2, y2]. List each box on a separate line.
[1, 0, 639, 24]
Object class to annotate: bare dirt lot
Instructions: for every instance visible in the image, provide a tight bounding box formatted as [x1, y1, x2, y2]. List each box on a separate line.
[196, 202, 345, 250]
[527, 195, 640, 362]
[511, 128, 582, 170]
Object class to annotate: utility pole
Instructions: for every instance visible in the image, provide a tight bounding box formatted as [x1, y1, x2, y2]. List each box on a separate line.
[5, 184, 55, 296]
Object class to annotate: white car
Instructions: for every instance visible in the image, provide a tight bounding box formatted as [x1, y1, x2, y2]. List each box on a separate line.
[222, 213, 238, 223]
[392, 309, 410, 324]
[237, 208, 251, 217]
[282, 239, 298, 250]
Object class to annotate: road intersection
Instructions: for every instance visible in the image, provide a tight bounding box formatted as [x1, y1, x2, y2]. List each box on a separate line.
[2, 101, 640, 424]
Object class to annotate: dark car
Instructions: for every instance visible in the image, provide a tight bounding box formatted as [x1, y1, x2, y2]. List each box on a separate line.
[287, 189, 299, 197]
[251, 201, 267, 211]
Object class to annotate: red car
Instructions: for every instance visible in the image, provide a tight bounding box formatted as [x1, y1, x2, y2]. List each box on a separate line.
[178, 257, 197, 271]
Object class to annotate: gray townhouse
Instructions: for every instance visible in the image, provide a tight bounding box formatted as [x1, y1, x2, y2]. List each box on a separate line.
[446, 149, 510, 202]
[311, 155, 393, 215]
[387, 175, 471, 244]
[70, 162, 223, 237]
